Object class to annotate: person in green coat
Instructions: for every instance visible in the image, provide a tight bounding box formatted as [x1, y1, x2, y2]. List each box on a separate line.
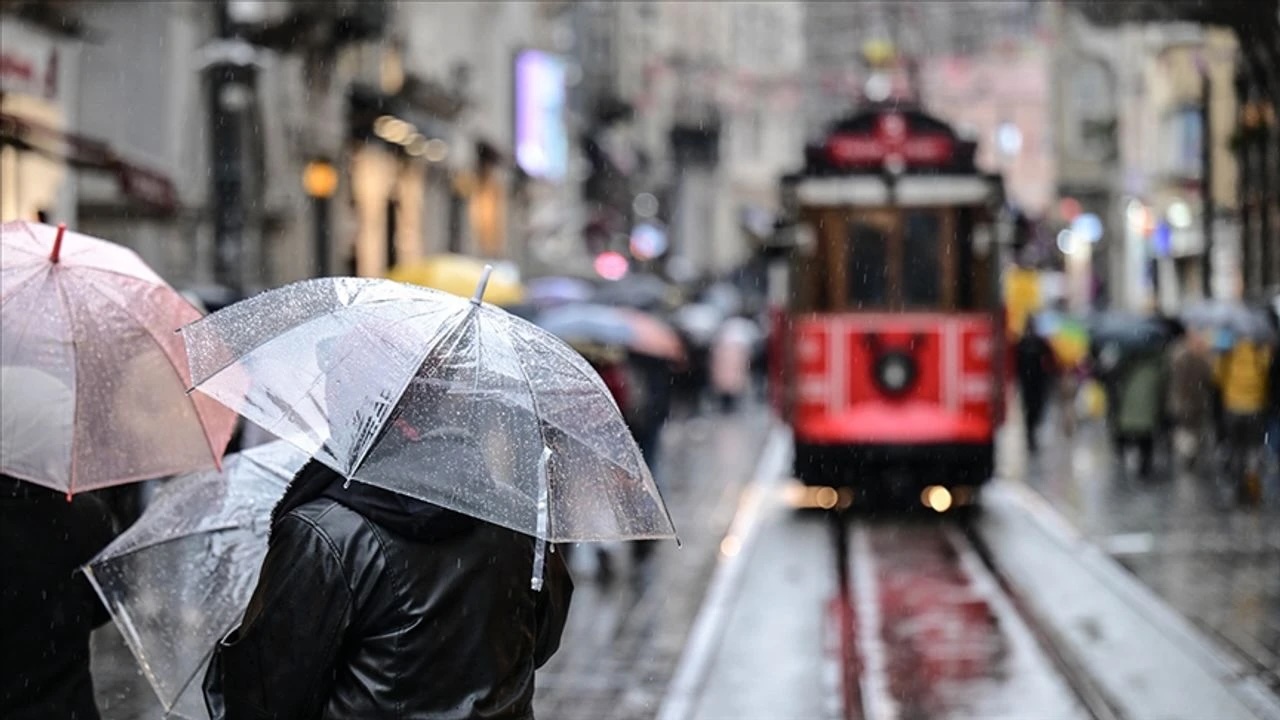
[1108, 349, 1166, 477]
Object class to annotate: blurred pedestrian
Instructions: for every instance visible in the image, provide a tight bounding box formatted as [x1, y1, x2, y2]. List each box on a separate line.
[1214, 331, 1272, 494]
[1, 367, 119, 720]
[1107, 347, 1166, 478]
[204, 364, 574, 719]
[709, 316, 758, 413]
[1165, 327, 1215, 467]
[1015, 315, 1057, 453]
[1266, 305, 1280, 487]
[619, 351, 673, 568]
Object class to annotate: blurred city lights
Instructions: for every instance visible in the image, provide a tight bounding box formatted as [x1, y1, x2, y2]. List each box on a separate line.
[632, 192, 659, 218]
[1070, 212, 1103, 243]
[423, 138, 450, 163]
[922, 485, 953, 513]
[719, 535, 742, 558]
[629, 223, 668, 260]
[301, 160, 338, 199]
[996, 122, 1023, 157]
[594, 251, 629, 280]
[1057, 197, 1082, 221]
[1125, 199, 1153, 235]
[1057, 229, 1083, 256]
[1166, 200, 1193, 229]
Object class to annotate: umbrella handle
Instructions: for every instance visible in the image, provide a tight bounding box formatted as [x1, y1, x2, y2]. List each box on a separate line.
[471, 265, 494, 306]
[50, 223, 67, 263]
[531, 445, 552, 591]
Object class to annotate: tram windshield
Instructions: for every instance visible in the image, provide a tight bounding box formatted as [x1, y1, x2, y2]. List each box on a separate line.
[792, 205, 992, 313]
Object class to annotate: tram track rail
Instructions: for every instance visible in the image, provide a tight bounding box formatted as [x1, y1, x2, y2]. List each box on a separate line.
[827, 508, 1120, 720]
[959, 518, 1123, 720]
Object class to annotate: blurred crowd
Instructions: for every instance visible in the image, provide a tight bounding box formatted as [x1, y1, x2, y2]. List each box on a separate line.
[1017, 296, 1280, 502]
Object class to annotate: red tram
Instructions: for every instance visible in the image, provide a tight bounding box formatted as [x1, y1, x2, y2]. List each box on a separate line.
[769, 106, 1009, 509]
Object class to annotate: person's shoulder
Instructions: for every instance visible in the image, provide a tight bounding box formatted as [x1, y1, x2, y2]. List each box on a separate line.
[285, 498, 374, 546]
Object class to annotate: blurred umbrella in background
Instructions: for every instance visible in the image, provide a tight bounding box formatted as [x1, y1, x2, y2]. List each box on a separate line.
[1087, 311, 1171, 353]
[85, 441, 308, 720]
[592, 272, 678, 312]
[537, 303, 686, 363]
[0, 221, 239, 496]
[387, 253, 525, 307]
[1035, 311, 1089, 369]
[526, 276, 595, 307]
[1182, 299, 1276, 343]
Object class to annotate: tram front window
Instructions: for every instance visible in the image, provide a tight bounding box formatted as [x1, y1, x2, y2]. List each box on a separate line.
[847, 223, 890, 308]
[903, 211, 942, 307]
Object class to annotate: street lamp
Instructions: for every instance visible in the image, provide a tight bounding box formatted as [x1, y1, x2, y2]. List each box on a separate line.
[303, 159, 338, 277]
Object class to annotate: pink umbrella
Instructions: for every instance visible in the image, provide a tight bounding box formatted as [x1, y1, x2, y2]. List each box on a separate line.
[1, 221, 238, 497]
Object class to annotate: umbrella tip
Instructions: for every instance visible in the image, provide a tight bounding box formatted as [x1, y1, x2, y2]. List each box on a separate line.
[471, 264, 494, 306]
[50, 223, 67, 263]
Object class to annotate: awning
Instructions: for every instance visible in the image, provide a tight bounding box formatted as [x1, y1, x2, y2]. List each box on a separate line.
[0, 112, 179, 214]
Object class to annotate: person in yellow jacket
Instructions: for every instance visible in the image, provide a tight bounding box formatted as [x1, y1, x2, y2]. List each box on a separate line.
[1214, 333, 1272, 486]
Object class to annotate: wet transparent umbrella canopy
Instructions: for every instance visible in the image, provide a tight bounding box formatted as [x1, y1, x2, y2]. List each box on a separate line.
[0, 220, 238, 494]
[85, 441, 308, 719]
[180, 277, 677, 545]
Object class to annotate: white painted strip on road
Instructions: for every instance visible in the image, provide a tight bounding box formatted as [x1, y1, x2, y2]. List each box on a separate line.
[852, 526, 900, 720]
[656, 424, 792, 720]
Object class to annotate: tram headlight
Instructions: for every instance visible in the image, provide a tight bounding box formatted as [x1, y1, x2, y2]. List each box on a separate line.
[874, 351, 916, 395]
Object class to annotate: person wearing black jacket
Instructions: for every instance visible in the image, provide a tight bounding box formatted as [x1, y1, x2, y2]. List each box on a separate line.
[0, 476, 119, 720]
[203, 458, 573, 720]
[1015, 316, 1058, 454]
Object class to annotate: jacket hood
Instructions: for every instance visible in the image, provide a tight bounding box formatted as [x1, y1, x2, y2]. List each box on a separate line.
[272, 459, 477, 544]
[321, 475, 478, 543]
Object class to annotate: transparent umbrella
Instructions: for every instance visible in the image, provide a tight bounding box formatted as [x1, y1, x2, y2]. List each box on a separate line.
[179, 274, 676, 584]
[84, 441, 308, 719]
[1, 221, 238, 495]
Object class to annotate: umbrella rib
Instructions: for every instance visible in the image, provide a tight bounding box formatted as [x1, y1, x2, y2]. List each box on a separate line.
[49, 267, 84, 495]
[78, 279, 224, 469]
[502, 321, 554, 539]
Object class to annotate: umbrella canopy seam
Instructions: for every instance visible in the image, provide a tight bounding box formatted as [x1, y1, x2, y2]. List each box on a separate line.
[50, 266, 83, 496]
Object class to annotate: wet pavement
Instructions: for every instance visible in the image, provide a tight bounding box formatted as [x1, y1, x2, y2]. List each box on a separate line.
[1009, 402, 1280, 696]
[533, 405, 775, 720]
[88, 404, 775, 719]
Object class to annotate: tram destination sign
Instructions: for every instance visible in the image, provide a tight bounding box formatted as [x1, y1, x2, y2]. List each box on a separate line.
[819, 109, 967, 172]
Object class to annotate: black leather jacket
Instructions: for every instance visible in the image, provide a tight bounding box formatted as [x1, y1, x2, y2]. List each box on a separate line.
[204, 463, 573, 720]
